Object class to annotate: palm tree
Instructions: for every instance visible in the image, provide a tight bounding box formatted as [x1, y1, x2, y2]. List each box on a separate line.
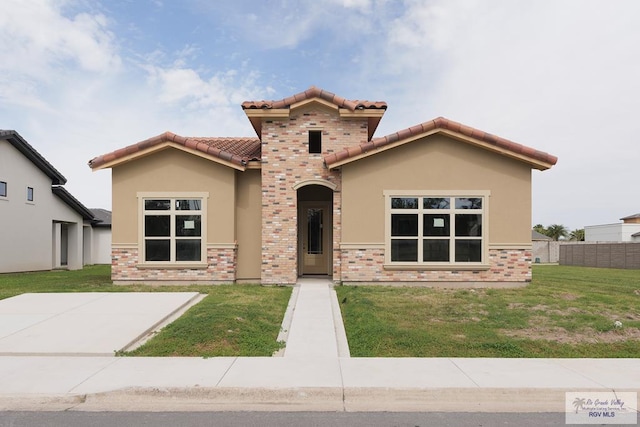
[546, 224, 569, 241]
[570, 228, 585, 241]
[533, 224, 546, 235]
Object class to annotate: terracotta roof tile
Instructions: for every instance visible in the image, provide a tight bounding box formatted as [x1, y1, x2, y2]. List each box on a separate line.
[324, 116, 558, 170]
[241, 86, 387, 112]
[88, 132, 261, 169]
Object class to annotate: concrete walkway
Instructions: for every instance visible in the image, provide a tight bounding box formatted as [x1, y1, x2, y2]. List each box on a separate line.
[280, 278, 349, 358]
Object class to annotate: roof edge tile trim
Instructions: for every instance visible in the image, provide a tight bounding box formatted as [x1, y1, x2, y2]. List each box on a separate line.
[324, 116, 558, 169]
[241, 86, 387, 112]
[88, 132, 261, 170]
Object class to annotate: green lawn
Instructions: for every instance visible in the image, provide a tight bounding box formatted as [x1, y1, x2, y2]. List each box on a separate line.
[0, 265, 292, 357]
[336, 265, 640, 358]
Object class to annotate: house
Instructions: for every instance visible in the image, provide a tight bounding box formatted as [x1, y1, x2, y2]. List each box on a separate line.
[88, 208, 112, 264]
[531, 230, 558, 263]
[585, 213, 640, 242]
[89, 86, 557, 286]
[0, 130, 99, 273]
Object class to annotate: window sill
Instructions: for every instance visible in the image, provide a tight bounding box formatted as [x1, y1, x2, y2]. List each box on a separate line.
[384, 263, 490, 271]
[137, 263, 208, 270]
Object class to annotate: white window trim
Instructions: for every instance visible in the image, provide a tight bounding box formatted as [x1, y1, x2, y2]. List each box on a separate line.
[383, 190, 490, 270]
[137, 192, 209, 267]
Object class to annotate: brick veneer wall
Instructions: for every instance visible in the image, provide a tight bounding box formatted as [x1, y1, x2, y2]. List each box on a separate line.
[340, 247, 532, 284]
[260, 108, 368, 284]
[111, 246, 236, 284]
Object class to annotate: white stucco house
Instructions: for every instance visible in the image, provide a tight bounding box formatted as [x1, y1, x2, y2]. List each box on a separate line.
[0, 130, 108, 273]
[585, 213, 640, 242]
[89, 208, 112, 264]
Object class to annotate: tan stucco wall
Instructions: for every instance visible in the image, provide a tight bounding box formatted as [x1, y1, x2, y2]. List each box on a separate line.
[111, 148, 236, 244]
[235, 168, 261, 280]
[341, 134, 532, 245]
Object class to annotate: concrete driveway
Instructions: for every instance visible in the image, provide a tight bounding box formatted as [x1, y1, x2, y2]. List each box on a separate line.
[0, 292, 201, 356]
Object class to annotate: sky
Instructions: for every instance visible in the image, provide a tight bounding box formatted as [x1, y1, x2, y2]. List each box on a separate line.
[2, 0, 639, 231]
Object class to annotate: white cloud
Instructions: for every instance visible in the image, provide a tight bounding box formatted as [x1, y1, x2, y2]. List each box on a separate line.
[0, 0, 120, 80]
[355, 0, 640, 229]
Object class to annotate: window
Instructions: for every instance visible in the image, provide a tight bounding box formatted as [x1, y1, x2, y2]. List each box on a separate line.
[309, 130, 322, 154]
[386, 193, 487, 266]
[27, 187, 34, 202]
[0, 181, 6, 197]
[141, 196, 206, 263]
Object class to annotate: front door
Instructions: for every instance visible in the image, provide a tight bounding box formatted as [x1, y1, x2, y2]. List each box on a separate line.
[300, 202, 331, 275]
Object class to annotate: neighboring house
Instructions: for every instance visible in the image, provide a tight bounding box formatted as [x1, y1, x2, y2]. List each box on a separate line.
[0, 130, 97, 273]
[89, 86, 557, 286]
[532, 230, 558, 263]
[88, 208, 112, 264]
[585, 213, 640, 242]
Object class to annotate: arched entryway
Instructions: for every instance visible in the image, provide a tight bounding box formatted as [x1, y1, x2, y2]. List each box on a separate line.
[296, 183, 334, 277]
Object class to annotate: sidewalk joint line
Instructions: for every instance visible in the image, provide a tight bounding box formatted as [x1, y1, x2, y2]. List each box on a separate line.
[66, 357, 123, 394]
[449, 358, 481, 388]
[552, 359, 608, 388]
[215, 357, 239, 387]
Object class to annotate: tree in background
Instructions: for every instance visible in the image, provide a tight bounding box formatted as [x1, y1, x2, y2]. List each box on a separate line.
[570, 228, 585, 241]
[533, 224, 547, 235]
[545, 224, 569, 241]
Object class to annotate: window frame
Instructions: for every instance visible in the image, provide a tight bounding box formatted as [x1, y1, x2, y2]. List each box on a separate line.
[137, 192, 209, 267]
[384, 190, 490, 270]
[26, 186, 34, 202]
[0, 181, 6, 198]
[308, 130, 322, 154]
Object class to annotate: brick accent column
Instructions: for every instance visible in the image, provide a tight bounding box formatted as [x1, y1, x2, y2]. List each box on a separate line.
[260, 108, 368, 284]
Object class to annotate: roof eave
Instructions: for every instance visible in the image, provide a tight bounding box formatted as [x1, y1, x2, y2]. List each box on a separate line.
[325, 128, 557, 171]
[1, 130, 67, 185]
[52, 186, 94, 221]
[90, 142, 247, 172]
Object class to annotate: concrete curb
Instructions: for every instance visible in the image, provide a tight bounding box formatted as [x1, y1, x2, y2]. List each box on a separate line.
[3, 387, 631, 413]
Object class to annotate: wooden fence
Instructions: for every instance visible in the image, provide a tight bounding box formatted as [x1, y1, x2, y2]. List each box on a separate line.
[559, 243, 640, 269]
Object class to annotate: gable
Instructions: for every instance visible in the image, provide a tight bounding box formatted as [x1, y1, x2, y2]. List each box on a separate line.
[242, 86, 387, 140]
[1, 130, 66, 185]
[89, 132, 261, 171]
[324, 117, 558, 171]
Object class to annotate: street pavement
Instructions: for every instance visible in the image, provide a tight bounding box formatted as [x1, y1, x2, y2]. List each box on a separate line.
[0, 281, 638, 413]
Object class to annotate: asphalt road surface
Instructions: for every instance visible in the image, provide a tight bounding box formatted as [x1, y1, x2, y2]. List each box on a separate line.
[0, 411, 578, 426]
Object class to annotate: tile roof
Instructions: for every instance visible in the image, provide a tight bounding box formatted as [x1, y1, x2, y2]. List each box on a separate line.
[88, 131, 261, 170]
[324, 116, 558, 170]
[1, 130, 67, 185]
[241, 86, 387, 111]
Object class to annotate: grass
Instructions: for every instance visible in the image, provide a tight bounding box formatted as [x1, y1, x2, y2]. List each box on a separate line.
[0, 265, 292, 357]
[336, 265, 640, 358]
[124, 286, 291, 357]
